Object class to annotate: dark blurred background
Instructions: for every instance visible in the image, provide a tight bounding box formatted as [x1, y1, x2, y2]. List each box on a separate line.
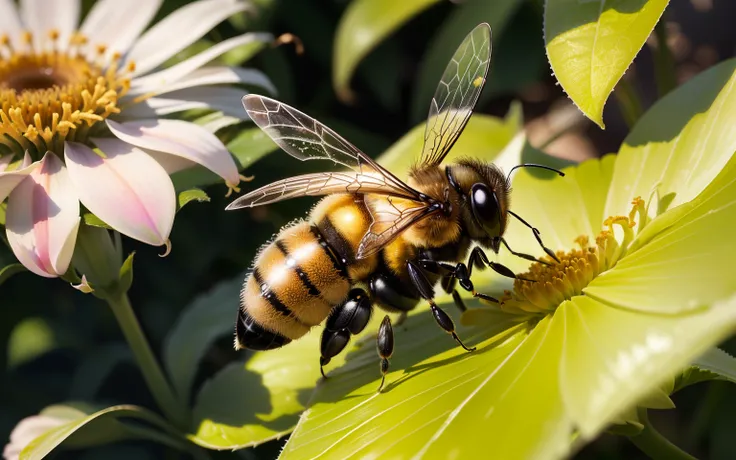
[2, 0, 735, 458]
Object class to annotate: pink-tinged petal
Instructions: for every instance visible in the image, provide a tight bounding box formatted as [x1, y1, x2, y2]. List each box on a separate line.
[0, 158, 38, 202]
[71, 274, 94, 293]
[79, 0, 161, 58]
[121, 86, 250, 119]
[144, 149, 197, 175]
[126, 0, 253, 76]
[130, 32, 272, 87]
[0, 155, 12, 172]
[20, 0, 80, 52]
[127, 65, 276, 96]
[64, 140, 175, 247]
[6, 153, 80, 278]
[107, 119, 239, 186]
[0, 0, 22, 55]
[3, 414, 68, 460]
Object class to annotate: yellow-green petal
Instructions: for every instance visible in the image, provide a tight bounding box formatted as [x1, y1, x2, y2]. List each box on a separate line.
[498, 154, 616, 275]
[559, 294, 736, 439]
[605, 58, 736, 218]
[544, 0, 669, 128]
[585, 151, 736, 314]
[279, 309, 571, 460]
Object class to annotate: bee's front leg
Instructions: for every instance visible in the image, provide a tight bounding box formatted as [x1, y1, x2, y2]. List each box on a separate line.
[406, 261, 475, 353]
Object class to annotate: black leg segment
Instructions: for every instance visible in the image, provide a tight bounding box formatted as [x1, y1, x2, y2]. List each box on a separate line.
[320, 288, 373, 378]
[377, 315, 394, 392]
[507, 210, 560, 263]
[406, 261, 476, 353]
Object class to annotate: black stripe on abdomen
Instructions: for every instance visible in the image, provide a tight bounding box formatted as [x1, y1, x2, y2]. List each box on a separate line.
[309, 224, 350, 278]
[274, 239, 321, 297]
[318, 216, 355, 265]
[253, 268, 293, 317]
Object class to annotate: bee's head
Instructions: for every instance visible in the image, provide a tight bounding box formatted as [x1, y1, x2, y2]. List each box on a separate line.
[446, 159, 510, 251]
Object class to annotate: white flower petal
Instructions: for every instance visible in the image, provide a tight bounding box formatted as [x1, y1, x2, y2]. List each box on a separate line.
[0, 0, 23, 54]
[3, 414, 68, 460]
[0, 157, 38, 202]
[130, 32, 272, 87]
[121, 86, 250, 119]
[0, 155, 12, 172]
[106, 119, 240, 185]
[65, 140, 175, 247]
[6, 153, 80, 278]
[126, 0, 253, 76]
[79, 0, 161, 57]
[200, 113, 241, 134]
[20, 0, 80, 52]
[145, 149, 197, 175]
[127, 65, 276, 96]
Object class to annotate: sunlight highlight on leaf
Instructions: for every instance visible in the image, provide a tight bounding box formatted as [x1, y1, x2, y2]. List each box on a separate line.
[545, 0, 669, 127]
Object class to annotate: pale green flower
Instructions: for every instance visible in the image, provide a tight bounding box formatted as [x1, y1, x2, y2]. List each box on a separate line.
[271, 60, 736, 459]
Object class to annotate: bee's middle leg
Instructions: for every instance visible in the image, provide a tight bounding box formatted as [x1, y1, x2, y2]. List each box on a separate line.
[418, 247, 503, 308]
[406, 261, 475, 353]
[319, 287, 372, 378]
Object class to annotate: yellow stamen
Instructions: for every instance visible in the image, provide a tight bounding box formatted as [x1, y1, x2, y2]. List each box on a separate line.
[0, 31, 133, 155]
[500, 198, 647, 315]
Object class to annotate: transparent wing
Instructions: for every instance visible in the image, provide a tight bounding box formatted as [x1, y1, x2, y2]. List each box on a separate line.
[418, 22, 492, 167]
[225, 171, 423, 210]
[242, 94, 422, 200]
[356, 196, 440, 259]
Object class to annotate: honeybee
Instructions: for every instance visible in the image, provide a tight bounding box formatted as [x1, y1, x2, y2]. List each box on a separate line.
[227, 23, 563, 391]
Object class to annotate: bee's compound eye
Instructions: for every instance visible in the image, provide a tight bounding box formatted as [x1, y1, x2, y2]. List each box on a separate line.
[470, 183, 501, 237]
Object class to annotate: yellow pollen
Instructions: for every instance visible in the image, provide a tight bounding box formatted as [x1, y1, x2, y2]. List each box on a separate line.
[500, 197, 647, 315]
[0, 30, 132, 156]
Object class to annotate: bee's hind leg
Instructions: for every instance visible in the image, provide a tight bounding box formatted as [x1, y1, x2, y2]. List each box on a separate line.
[406, 261, 476, 353]
[319, 288, 372, 379]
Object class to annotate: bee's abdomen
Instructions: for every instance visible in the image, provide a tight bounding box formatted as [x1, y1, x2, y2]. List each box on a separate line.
[241, 221, 351, 341]
[311, 194, 378, 281]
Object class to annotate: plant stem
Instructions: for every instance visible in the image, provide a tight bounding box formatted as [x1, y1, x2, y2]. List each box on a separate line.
[653, 19, 677, 98]
[614, 77, 644, 129]
[106, 292, 189, 428]
[628, 408, 696, 460]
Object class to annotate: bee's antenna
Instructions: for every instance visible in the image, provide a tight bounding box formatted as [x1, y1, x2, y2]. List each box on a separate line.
[506, 164, 565, 182]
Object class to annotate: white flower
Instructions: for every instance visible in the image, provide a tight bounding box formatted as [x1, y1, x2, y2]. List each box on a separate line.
[0, 0, 275, 277]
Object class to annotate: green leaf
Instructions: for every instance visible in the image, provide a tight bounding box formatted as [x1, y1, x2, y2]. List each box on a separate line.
[82, 212, 112, 230]
[544, 0, 669, 128]
[378, 111, 522, 175]
[170, 127, 280, 191]
[8, 317, 55, 368]
[333, 0, 442, 102]
[117, 252, 135, 295]
[409, 0, 523, 122]
[689, 347, 736, 385]
[219, 36, 272, 67]
[18, 405, 184, 460]
[163, 275, 245, 403]
[190, 312, 390, 449]
[605, 58, 736, 218]
[0, 262, 26, 285]
[176, 188, 210, 212]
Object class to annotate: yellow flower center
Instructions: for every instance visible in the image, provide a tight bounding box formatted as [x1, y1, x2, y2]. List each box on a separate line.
[500, 197, 649, 314]
[0, 30, 133, 157]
